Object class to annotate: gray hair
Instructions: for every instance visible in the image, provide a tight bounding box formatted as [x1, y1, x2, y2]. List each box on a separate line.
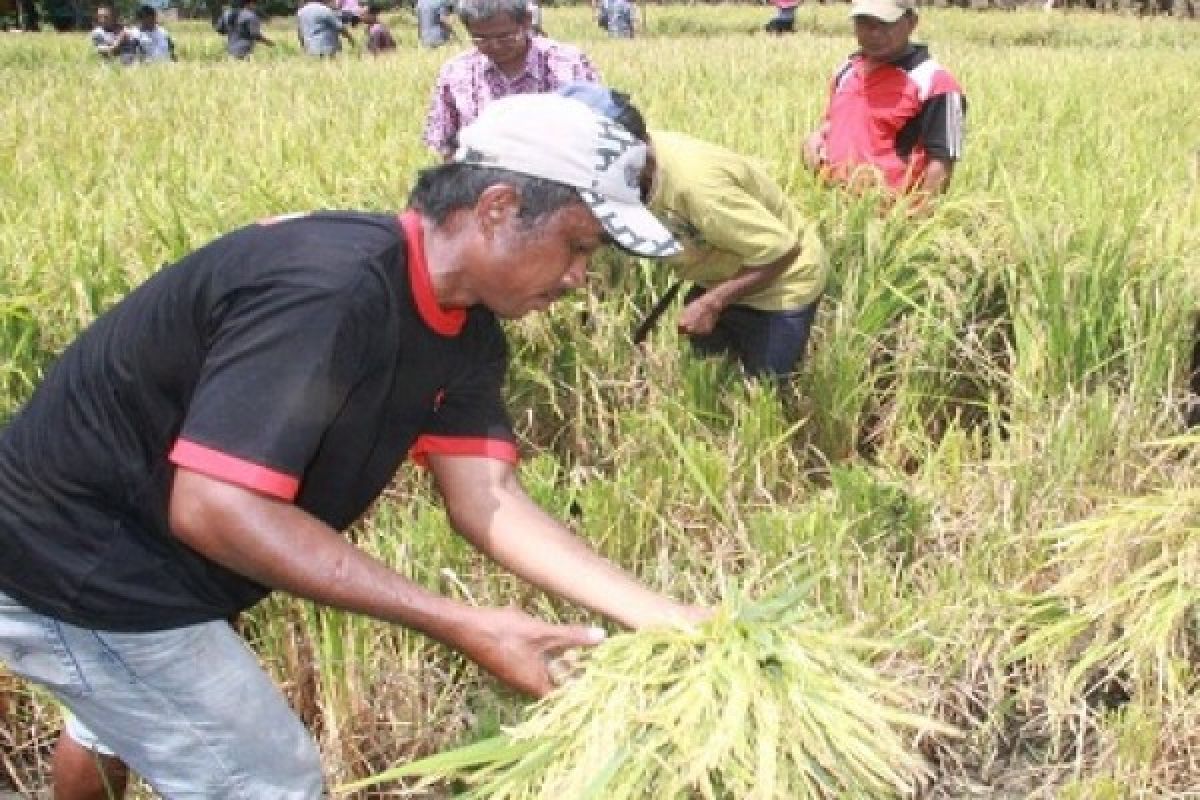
[407, 163, 581, 226]
[455, 0, 529, 26]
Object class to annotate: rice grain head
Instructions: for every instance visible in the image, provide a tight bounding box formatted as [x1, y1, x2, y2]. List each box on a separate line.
[342, 592, 956, 798]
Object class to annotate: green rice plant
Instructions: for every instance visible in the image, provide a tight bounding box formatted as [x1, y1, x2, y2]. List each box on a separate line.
[802, 194, 961, 459]
[1003, 198, 1171, 402]
[340, 591, 956, 799]
[0, 293, 46, 419]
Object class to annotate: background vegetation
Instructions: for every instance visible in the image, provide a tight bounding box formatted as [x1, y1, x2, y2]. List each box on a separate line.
[1, 5, 1198, 797]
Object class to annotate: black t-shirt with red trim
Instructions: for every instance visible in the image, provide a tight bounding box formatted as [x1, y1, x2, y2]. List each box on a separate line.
[0, 211, 517, 632]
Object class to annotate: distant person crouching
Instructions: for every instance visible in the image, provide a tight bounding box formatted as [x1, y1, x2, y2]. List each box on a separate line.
[297, 0, 355, 56]
[226, 0, 274, 59]
[597, 0, 636, 38]
[363, 3, 396, 54]
[764, 0, 798, 34]
[416, 0, 454, 48]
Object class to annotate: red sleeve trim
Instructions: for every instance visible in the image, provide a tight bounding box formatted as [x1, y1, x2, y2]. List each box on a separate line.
[168, 439, 300, 502]
[398, 211, 467, 337]
[407, 435, 519, 467]
[929, 70, 963, 97]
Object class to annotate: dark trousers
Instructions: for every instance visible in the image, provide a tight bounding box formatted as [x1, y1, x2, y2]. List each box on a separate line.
[684, 287, 819, 380]
[764, 16, 795, 33]
[17, 0, 40, 30]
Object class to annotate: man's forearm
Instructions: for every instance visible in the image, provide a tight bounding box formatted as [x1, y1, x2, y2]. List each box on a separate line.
[465, 500, 685, 630]
[433, 457, 696, 630]
[802, 130, 826, 170]
[700, 244, 799, 311]
[168, 468, 480, 649]
[169, 468, 622, 697]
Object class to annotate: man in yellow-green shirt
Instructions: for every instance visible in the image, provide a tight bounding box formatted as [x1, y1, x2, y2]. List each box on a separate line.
[559, 84, 827, 380]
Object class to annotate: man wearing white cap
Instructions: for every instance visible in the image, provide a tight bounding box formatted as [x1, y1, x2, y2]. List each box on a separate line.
[0, 94, 698, 799]
[803, 0, 966, 200]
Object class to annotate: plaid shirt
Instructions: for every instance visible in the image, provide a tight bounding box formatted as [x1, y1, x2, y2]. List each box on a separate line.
[422, 37, 600, 158]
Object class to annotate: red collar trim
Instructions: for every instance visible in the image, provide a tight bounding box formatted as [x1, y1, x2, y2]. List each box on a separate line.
[399, 211, 466, 337]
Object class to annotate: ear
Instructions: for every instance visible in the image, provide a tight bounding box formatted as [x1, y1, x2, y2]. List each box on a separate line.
[475, 184, 521, 238]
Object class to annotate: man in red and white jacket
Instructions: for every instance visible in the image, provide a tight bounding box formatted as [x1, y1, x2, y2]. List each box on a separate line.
[803, 0, 966, 200]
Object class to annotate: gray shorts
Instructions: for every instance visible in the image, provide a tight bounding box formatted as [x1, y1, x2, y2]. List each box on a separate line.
[0, 589, 324, 799]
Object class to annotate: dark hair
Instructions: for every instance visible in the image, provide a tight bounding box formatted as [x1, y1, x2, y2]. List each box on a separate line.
[408, 164, 582, 226]
[457, 0, 529, 27]
[366, 2, 384, 12]
[136, 4, 155, 18]
[608, 89, 648, 143]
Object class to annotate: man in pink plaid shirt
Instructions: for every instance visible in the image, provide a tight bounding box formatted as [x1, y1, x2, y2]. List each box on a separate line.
[422, 0, 601, 160]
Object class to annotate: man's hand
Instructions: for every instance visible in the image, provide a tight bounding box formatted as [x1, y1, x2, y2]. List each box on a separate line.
[677, 293, 723, 336]
[671, 604, 712, 627]
[915, 158, 953, 197]
[674, 244, 799, 340]
[474, 605, 711, 694]
[802, 130, 826, 170]
[455, 607, 607, 697]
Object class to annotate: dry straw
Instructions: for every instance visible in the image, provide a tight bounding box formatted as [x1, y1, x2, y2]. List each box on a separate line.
[341, 592, 955, 798]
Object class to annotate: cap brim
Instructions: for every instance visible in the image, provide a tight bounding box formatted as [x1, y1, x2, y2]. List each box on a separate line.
[848, 4, 906, 21]
[579, 190, 681, 259]
[556, 82, 624, 120]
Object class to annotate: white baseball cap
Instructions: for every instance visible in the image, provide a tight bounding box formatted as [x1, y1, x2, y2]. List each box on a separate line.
[849, 0, 915, 22]
[453, 93, 681, 259]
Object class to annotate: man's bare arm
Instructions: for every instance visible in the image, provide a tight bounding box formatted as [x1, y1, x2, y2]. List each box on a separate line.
[677, 243, 800, 336]
[168, 468, 603, 696]
[429, 454, 707, 631]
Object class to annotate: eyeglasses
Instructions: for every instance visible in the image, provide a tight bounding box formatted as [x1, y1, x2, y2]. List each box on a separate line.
[468, 28, 527, 46]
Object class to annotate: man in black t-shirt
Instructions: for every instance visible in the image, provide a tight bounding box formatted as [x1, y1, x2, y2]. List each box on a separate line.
[0, 94, 692, 799]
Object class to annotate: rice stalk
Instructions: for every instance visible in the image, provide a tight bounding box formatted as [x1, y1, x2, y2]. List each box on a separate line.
[1011, 487, 1200, 707]
[340, 592, 956, 798]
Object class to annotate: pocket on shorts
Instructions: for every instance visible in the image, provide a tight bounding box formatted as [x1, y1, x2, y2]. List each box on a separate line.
[90, 622, 210, 682]
[0, 599, 91, 698]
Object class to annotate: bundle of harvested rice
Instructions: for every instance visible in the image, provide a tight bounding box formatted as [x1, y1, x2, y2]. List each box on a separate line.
[343, 594, 953, 798]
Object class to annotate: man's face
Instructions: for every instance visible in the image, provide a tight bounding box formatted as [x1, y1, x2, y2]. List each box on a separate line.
[474, 199, 604, 320]
[96, 7, 114, 27]
[465, 14, 531, 73]
[853, 13, 915, 64]
[137, 12, 155, 29]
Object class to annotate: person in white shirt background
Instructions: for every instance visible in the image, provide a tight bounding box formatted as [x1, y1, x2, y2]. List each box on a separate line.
[130, 4, 176, 63]
[90, 5, 136, 64]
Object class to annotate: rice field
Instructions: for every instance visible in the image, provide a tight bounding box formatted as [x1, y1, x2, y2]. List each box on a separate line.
[1, 4, 1199, 797]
